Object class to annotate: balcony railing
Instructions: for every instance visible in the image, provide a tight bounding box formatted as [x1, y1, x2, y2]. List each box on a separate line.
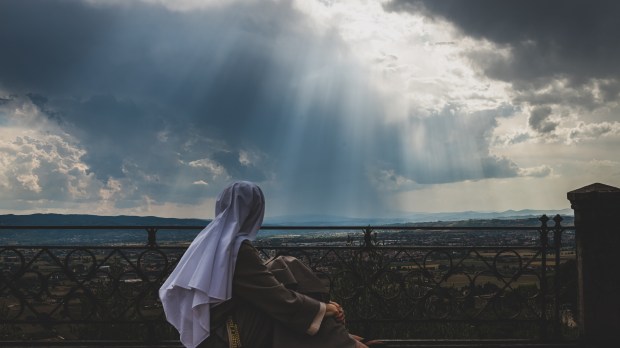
[0, 215, 577, 346]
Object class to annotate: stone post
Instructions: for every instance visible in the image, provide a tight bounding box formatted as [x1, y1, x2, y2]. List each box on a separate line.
[567, 183, 620, 346]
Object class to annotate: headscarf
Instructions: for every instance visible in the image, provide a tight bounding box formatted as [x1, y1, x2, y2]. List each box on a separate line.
[159, 181, 265, 348]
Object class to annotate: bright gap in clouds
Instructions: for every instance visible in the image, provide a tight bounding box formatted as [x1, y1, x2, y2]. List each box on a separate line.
[261, 0, 526, 216]
[289, 0, 560, 213]
[295, 0, 513, 114]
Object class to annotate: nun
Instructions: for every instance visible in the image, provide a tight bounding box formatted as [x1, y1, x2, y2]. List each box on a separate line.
[159, 181, 369, 348]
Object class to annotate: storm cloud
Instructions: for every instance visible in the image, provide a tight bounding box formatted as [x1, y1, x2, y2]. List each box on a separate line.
[2, 0, 581, 217]
[529, 106, 558, 134]
[386, 0, 620, 153]
[386, 0, 620, 88]
[1, 0, 389, 215]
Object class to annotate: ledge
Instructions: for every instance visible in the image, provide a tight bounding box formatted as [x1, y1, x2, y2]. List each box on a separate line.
[0, 339, 581, 348]
[380, 339, 580, 347]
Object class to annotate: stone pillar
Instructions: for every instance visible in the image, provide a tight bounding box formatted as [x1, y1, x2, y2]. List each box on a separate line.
[567, 183, 620, 346]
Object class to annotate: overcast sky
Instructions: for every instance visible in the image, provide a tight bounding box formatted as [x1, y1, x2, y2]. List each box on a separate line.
[1, 0, 619, 219]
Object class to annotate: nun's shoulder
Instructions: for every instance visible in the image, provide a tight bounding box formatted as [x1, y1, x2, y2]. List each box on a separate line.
[240, 239, 255, 248]
[239, 239, 258, 255]
[235, 240, 263, 270]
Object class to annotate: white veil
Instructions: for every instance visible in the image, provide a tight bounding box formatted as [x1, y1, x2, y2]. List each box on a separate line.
[159, 181, 265, 348]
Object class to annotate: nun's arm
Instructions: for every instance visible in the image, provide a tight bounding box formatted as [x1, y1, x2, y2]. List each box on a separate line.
[232, 241, 326, 335]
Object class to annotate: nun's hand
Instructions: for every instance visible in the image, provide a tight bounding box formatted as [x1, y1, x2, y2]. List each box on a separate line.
[326, 301, 345, 324]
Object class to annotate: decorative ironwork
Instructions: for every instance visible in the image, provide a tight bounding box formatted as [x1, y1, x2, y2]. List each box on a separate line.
[0, 216, 576, 345]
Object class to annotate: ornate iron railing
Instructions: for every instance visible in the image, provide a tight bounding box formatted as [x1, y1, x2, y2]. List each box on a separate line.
[0, 215, 576, 345]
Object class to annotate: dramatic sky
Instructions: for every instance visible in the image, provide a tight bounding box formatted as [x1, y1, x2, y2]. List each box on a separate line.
[1, 0, 619, 219]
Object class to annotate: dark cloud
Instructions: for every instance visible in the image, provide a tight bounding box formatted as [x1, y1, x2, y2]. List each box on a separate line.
[529, 106, 558, 134]
[0, 0, 529, 215]
[511, 81, 599, 110]
[386, 0, 620, 89]
[0, 0, 119, 94]
[599, 80, 620, 102]
[0, 96, 14, 105]
[0, 0, 387, 214]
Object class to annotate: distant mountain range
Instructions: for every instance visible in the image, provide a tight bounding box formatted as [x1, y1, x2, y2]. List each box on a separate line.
[0, 214, 210, 246]
[0, 213, 209, 226]
[0, 209, 573, 227]
[0, 210, 574, 246]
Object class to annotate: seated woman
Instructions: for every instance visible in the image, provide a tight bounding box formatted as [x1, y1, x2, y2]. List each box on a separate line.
[159, 181, 371, 348]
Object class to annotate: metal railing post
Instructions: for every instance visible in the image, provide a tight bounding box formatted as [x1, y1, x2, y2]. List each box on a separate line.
[147, 228, 158, 248]
[539, 214, 550, 341]
[552, 214, 563, 340]
[363, 226, 374, 249]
